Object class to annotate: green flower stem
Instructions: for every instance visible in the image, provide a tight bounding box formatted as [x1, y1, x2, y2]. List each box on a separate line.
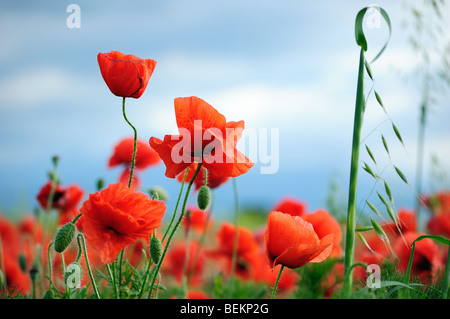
[77, 234, 101, 299]
[117, 249, 124, 296]
[188, 190, 214, 282]
[106, 264, 118, 299]
[442, 245, 450, 299]
[162, 168, 189, 243]
[230, 178, 239, 281]
[138, 253, 154, 298]
[182, 211, 192, 298]
[0, 234, 7, 292]
[60, 252, 72, 299]
[271, 265, 285, 299]
[46, 242, 59, 293]
[148, 163, 203, 298]
[342, 47, 366, 298]
[121, 97, 137, 188]
[118, 96, 138, 294]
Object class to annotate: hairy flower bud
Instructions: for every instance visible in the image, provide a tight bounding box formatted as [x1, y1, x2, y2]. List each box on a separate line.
[150, 236, 162, 264]
[54, 222, 76, 253]
[197, 185, 210, 210]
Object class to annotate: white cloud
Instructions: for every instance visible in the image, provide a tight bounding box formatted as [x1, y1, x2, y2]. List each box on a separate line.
[0, 67, 99, 110]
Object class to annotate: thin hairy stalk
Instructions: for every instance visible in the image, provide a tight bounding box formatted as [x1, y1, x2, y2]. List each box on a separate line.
[121, 97, 137, 188]
[148, 163, 202, 298]
[77, 234, 100, 299]
[162, 168, 189, 243]
[106, 264, 118, 299]
[181, 219, 192, 298]
[188, 190, 214, 282]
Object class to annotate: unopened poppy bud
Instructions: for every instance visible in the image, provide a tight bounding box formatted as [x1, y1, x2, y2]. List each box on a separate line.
[52, 155, 60, 167]
[197, 185, 210, 210]
[150, 236, 162, 264]
[54, 222, 76, 253]
[96, 178, 105, 192]
[29, 267, 39, 282]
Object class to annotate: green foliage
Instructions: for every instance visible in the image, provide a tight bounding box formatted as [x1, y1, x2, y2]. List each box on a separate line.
[209, 274, 268, 299]
[293, 258, 341, 299]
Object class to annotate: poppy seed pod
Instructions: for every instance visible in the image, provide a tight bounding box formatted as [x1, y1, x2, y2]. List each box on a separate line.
[54, 222, 76, 253]
[197, 186, 210, 210]
[150, 236, 162, 264]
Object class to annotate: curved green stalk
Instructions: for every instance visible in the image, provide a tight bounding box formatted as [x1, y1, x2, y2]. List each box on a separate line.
[147, 163, 203, 298]
[121, 97, 137, 188]
[162, 168, 189, 243]
[77, 234, 101, 299]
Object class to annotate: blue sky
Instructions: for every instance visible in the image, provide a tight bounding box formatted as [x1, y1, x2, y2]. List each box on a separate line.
[1, 0, 449, 222]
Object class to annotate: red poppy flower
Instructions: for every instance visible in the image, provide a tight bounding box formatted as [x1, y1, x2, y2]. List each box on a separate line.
[272, 197, 307, 217]
[183, 206, 212, 234]
[80, 183, 166, 264]
[393, 231, 444, 283]
[264, 211, 334, 270]
[423, 191, 450, 215]
[209, 222, 261, 279]
[177, 163, 229, 191]
[381, 208, 417, 238]
[254, 262, 299, 292]
[0, 215, 21, 259]
[149, 96, 253, 179]
[424, 192, 450, 237]
[108, 137, 160, 189]
[186, 291, 211, 299]
[163, 240, 206, 286]
[108, 137, 160, 170]
[303, 209, 342, 258]
[1, 253, 31, 295]
[97, 51, 156, 99]
[36, 182, 84, 214]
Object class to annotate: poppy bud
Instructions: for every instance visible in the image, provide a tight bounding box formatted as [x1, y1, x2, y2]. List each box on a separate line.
[54, 222, 76, 253]
[197, 185, 210, 210]
[29, 267, 39, 282]
[150, 236, 162, 264]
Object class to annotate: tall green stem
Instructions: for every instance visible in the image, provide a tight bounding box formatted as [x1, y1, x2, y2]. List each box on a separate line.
[121, 97, 138, 188]
[162, 168, 189, 243]
[342, 48, 366, 298]
[271, 265, 285, 299]
[181, 211, 192, 298]
[77, 234, 101, 299]
[188, 190, 214, 282]
[147, 163, 203, 298]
